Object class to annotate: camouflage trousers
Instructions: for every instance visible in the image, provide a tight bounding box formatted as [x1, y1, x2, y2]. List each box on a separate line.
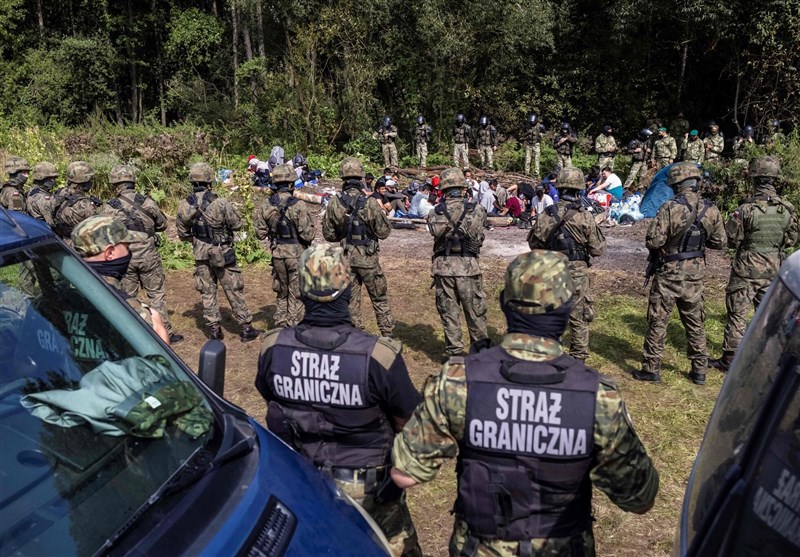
[383, 143, 399, 168]
[350, 265, 394, 336]
[557, 154, 572, 170]
[454, 143, 470, 168]
[525, 143, 541, 178]
[624, 161, 645, 190]
[449, 519, 596, 557]
[416, 142, 428, 168]
[721, 273, 772, 353]
[194, 261, 253, 326]
[19, 260, 38, 297]
[656, 158, 670, 169]
[434, 275, 489, 356]
[566, 263, 593, 361]
[642, 274, 707, 375]
[597, 156, 615, 171]
[271, 256, 303, 328]
[333, 475, 422, 557]
[479, 146, 494, 169]
[122, 249, 174, 333]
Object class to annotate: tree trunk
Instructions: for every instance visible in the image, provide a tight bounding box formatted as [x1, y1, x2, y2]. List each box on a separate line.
[677, 41, 688, 104]
[231, 3, 239, 109]
[35, 0, 44, 37]
[210, 0, 218, 18]
[243, 19, 254, 61]
[255, 0, 266, 58]
[127, 0, 139, 123]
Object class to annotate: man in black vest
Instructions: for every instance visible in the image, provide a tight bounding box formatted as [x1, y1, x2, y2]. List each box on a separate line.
[391, 250, 659, 557]
[256, 244, 422, 557]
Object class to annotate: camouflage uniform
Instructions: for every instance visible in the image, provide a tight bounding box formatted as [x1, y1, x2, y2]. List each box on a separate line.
[0, 156, 30, 213]
[476, 122, 498, 169]
[414, 123, 432, 168]
[684, 135, 705, 164]
[523, 121, 543, 178]
[637, 163, 726, 383]
[453, 121, 472, 168]
[670, 116, 690, 160]
[554, 130, 578, 170]
[101, 165, 176, 335]
[527, 168, 606, 361]
[323, 157, 394, 336]
[652, 133, 678, 169]
[253, 165, 316, 328]
[704, 130, 724, 161]
[379, 125, 399, 168]
[624, 136, 651, 190]
[53, 161, 102, 245]
[594, 133, 617, 170]
[392, 251, 659, 557]
[26, 162, 59, 226]
[428, 168, 490, 356]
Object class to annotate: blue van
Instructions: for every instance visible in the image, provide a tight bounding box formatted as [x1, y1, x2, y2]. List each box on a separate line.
[0, 209, 390, 556]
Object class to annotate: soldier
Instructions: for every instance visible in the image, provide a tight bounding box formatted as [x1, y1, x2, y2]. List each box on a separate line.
[53, 161, 102, 244]
[452, 113, 472, 168]
[26, 162, 59, 226]
[72, 215, 170, 345]
[652, 127, 677, 169]
[623, 128, 653, 191]
[766, 119, 785, 147]
[710, 156, 798, 372]
[670, 111, 690, 160]
[732, 126, 755, 161]
[1, 155, 30, 212]
[704, 123, 724, 162]
[256, 244, 423, 557]
[595, 125, 618, 170]
[323, 157, 394, 337]
[684, 130, 705, 164]
[102, 164, 183, 344]
[523, 113, 544, 178]
[253, 163, 315, 328]
[390, 250, 660, 557]
[527, 167, 606, 361]
[378, 116, 399, 169]
[553, 122, 577, 169]
[428, 167, 491, 358]
[632, 162, 726, 385]
[476, 115, 498, 170]
[176, 162, 262, 342]
[413, 115, 432, 168]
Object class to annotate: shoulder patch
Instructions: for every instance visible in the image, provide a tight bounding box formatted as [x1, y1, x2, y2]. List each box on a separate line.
[372, 336, 402, 370]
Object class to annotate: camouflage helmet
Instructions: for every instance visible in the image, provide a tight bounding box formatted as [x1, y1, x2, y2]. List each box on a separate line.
[109, 164, 136, 185]
[32, 161, 58, 181]
[66, 161, 95, 184]
[339, 157, 365, 180]
[298, 244, 351, 302]
[71, 215, 148, 257]
[4, 155, 31, 175]
[188, 162, 215, 183]
[557, 166, 585, 190]
[667, 161, 702, 186]
[271, 163, 295, 185]
[502, 250, 574, 315]
[439, 167, 467, 191]
[748, 156, 782, 179]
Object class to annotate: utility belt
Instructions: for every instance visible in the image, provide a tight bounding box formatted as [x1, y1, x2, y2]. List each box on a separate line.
[458, 530, 588, 557]
[194, 235, 233, 247]
[599, 152, 615, 157]
[326, 465, 388, 486]
[663, 250, 703, 262]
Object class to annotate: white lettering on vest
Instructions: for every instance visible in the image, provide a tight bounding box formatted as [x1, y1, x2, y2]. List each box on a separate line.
[290, 350, 341, 380]
[275, 351, 362, 406]
[751, 467, 800, 549]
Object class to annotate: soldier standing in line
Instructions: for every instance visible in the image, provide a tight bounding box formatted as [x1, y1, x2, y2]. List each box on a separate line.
[428, 167, 491, 358]
[390, 250, 659, 557]
[553, 122, 577, 170]
[26, 162, 59, 226]
[595, 125, 618, 170]
[710, 156, 798, 372]
[1, 155, 30, 212]
[378, 116, 399, 169]
[176, 162, 262, 342]
[623, 128, 653, 191]
[102, 164, 183, 344]
[684, 130, 705, 164]
[704, 123, 724, 162]
[527, 167, 606, 362]
[732, 126, 755, 162]
[523, 113, 544, 179]
[670, 111, 690, 160]
[414, 115, 432, 168]
[323, 157, 394, 337]
[53, 161, 102, 244]
[452, 113, 472, 169]
[652, 127, 677, 169]
[253, 163, 315, 328]
[632, 162, 726, 385]
[476, 115, 498, 170]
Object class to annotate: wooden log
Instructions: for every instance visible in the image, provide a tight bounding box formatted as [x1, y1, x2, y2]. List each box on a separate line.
[293, 190, 324, 204]
[388, 215, 515, 227]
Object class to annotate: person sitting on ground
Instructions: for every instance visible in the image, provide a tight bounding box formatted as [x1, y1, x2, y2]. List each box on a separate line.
[464, 169, 480, 200]
[385, 180, 408, 217]
[532, 183, 554, 217]
[364, 172, 375, 194]
[406, 183, 436, 219]
[375, 167, 392, 190]
[370, 182, 393, 215]
[504, 192, 523, 219]
[540, 172, 560, 202]
[247, 155, 272, 189]
[585, 165, 601, 191]
[489, 179, 508, 216]
[590, 166, 625, 201]
[478, 179, 495, 215]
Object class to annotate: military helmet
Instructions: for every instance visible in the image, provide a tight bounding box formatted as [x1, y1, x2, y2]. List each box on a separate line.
[109, 164, 136, 185]
[417, 115, 425, 125]
[71, 215, 148, 257]
[456, 113, 465, 125]
[32, 161, 58, 181]
[188, 162, 214, 183]
[439, 167, 467, 191]
[66, 161, 95, 184]
[667, 161, 702, 186]
[271, 163, 295, 184]
[639, 128, 653, 140]
[557, 166, 585, 190]
[560, 122, 571, 132]
[602, 125, 613, 135]
[748, 156, 782, 179]
[339, 157, 366, 180]
[528, 113, 538, 125]
[742, 125, 754, 138]
[4, 156, 31, 175]
[383, 116, 393, 128]
[502, 250, 574, 315]
[627, 139, 638, 151]
[771, 119, 780, 128]
[299, 244, 351, 302]
[479, 115, 489, 126]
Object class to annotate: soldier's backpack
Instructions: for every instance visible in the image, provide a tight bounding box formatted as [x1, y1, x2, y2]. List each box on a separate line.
[338, 192, 374, 247]
[545, 203, 588, 263]
[107, 193, 155, 236]
[269, 194, 300, 244]
[53, 193, 101, 238]
[664, 195, 712, 262]
[184, 191, 220, 243]
[433, 198, 481, 257]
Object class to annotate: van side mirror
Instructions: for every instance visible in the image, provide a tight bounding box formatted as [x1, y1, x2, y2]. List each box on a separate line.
[198, 339, 226, 397]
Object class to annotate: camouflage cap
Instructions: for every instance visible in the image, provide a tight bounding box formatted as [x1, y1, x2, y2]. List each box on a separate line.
[339, 157, 365, 180]
[66, 161, 95, 184]
[109, 164, 136, 185]
[71, 215, 148, 257]
[32, 161, 58, 181]
[748, 156, 782, 179]
[502, 250, 573, 314]
[439, 167, 467, 190]
[271, 163, 295, 184]
[5, 155, 31, 175]
[667, 161, 702, 186]
[557, 166, 585, 190]
[298, 244, 351, 302]
[188, 162, 215, 183]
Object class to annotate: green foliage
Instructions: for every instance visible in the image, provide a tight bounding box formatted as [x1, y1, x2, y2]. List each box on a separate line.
[157, 236, 195, 271]
[165, 9, 224, 69]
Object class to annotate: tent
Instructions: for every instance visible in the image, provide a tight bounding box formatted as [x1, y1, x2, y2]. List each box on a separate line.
[640, 164, 674, 218]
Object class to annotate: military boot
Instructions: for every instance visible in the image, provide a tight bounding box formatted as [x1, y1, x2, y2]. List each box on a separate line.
[689, 371, 706, 385]
[240, 323, 264, 343]
[169, 333, 185, 344]
[631, 369, 660, 383]
[207, 323, 224, 340]
[709, 351, 735, 373]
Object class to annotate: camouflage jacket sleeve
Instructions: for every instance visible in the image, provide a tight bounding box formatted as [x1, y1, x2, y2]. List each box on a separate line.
[292, 200, 316, 246]
[143, 197, 167, 233]
[221, 198, 243, 231]
[527, 211, 556, 249]
[590, 379, 659, 513]
[645, 203, 674, 251]
[582, 212, 606, 257]
[253, 203, 271, 241]
[667, 137, 678, 159]
[322, 197, 344, 242]
[783, 200, 799, 248]
[365, 197, 391, 240]
[725, 205, 746, 250]
[704, 204, 727, 250]
[594, 135, 603, 153]
[175, 200, 194, 240]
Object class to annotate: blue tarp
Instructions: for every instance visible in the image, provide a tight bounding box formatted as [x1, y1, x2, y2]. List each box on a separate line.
[640, 164, 674, 218]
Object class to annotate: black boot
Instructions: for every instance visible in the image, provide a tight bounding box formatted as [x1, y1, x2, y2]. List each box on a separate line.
[689, 371, 706, 385]
[240, 323, 264, 342]
[709, 351, 735, 372]
[207, 323, 224, 340]
[631, 369, 661, 383]
[169, 333, 185, 344]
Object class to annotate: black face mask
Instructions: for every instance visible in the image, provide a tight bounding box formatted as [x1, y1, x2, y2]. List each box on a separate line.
[88, 253, 132, 280]
[10, 173, 28, 188]
[38, 178, 56, 191]
[81, 181, 93, 192]
[500, 290, 572, 340]
[301, 288, 352, 327]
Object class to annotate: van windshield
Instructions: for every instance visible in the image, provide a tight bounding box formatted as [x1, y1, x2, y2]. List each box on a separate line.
[0, 241, 215, 556]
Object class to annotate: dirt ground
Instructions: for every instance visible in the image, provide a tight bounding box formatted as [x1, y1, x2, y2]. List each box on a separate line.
[165, 220, 730, 557]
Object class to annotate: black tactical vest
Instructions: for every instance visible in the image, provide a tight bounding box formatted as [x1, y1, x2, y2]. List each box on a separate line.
[53, 192, 98, 238]
[340, 192, 375, 247]
[265, 324, 393, 469]
[455, 346, 599, 541]
[433, 198, 481, 257]
[545, 204, 588, 263]
[663, 195, 710, 262]
[269, 194, 299, 244]
[108, 193, 153, 236]
[629, 138, 647, 162]
[453, 124, 471, 144]
[186, 191, 231, 245]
